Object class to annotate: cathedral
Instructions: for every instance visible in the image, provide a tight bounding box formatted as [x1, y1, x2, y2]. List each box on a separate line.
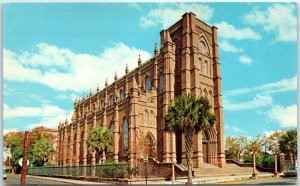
[56, 12, 226, 169]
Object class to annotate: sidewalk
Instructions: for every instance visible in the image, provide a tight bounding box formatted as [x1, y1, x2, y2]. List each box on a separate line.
[27, 175, 106, 185]
[134, 173, 276, 184]
[28, 173, 276, 185]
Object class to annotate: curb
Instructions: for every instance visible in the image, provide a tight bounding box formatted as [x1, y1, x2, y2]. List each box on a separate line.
[27, 175, 103, 185]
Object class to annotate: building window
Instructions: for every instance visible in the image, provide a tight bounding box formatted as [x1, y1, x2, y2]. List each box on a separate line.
[149, 111, 154, 126]
[123, 118, 128, 154]
[203, 61, 208, 75]
[159, 74, 164, 93]
[199, 41, 208, 55]
[145, 76, 151, 91]
[119, 89, 125, 101]
[110, 95, 114, 106]
[198, 58, 202, 72]
[109, 122, 114, 133]
[144, 110, 148, 125]
[101, 100, 105, 110]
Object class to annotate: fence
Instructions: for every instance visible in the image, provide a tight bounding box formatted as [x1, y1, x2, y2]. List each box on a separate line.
[28, 163, 129, 178]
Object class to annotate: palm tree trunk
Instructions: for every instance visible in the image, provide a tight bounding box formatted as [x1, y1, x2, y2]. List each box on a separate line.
[185, 129, 193, 185]
[292, 153, 296, 167]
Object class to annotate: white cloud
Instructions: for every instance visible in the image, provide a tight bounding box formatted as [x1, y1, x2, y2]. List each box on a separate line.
[4, 103, 68, 119]
[3, 128, 19, 135]
[4, 42, 152, 92]
[263, 130, 275, 138]
[140, 3, 213, 29]
[219, 40, 243, 53]
[128, 3, 142, 11]
[56, 93, 80, 101]
[26, 110, 73, 130]
[244, 4, 297, 41]
[3, 103, 72, 130]
[239, 55, 253, 65]
[266, 104, 297, 128]
[225, 124, 246, 134]
[215, 21, 261, 40]
[30, 94, 51, 104]
[224, 94, 273, 111]
[225, 75, 297, 96]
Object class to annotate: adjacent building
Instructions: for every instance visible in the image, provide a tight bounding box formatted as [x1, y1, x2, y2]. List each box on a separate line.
[57, 12, 226, 168]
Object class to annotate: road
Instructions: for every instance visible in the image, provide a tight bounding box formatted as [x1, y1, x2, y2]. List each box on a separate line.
[218, 176, 297, 185]
[3, 174, 72, 185]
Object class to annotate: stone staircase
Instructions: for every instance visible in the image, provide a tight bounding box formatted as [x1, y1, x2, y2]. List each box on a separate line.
[192, 163, 260, 177]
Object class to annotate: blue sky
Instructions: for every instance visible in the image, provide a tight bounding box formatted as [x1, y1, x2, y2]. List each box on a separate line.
[3, 3, 297, 138]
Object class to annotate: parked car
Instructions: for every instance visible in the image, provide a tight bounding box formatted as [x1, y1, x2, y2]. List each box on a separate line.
[3, 170, 7, 179]
[284, 167, 297, 177]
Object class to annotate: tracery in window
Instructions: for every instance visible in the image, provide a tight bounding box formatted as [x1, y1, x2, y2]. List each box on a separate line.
[199, 41, 208, 55]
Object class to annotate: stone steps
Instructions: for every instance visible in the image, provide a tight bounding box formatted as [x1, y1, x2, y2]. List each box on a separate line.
[191, 163, 260, 176]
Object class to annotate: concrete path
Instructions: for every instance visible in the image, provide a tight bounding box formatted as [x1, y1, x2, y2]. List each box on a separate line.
[27, 172, 277, 185]
[135, 173, 275, 184]
[27, 175, 107, 185]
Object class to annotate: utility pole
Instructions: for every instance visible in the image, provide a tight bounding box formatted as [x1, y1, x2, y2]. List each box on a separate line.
[20, 131, 29, 185]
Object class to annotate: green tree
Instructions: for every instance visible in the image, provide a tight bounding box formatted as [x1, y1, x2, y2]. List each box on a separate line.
[32, 139, 55, 166]
[245, 135, 263, 178]
[225, 136, 248, 161]
[12, 147, 24, 163]
[165, 95, 215, 185]
[279, 129, 297, 167]
[4, 132, 24, 152]
[87, 126, 113, 163]
[29, 126, 56, 147]
[266, 130, 285, 175]
[245, 135, 263, 155]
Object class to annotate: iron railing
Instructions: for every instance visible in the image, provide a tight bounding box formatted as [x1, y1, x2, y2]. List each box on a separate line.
[27, 163, 129, 178]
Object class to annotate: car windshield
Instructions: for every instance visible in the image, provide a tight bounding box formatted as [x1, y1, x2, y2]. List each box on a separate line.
[289, 167, 296, 171]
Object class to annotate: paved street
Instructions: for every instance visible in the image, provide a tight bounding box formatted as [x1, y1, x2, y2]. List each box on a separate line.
[218, 176, 297, 185]
[3, 174, 72, 185]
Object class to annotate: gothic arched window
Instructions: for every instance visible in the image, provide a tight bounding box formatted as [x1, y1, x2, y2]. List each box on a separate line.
[101, 100, 105, 110]
[110, 95, 114, 106]
[144, 110, 148, 125]
[199, 41, 208, 55]
[119, 89, 125, 101]
[203, 61, 208, 75]
[145, 76, 151, 91]
[123, 118, 128, 154]
[149, 111, 154, 126]
[109, 121, 114, 133]
[159, 74, 164, 93]
[198, 58, 202, 72]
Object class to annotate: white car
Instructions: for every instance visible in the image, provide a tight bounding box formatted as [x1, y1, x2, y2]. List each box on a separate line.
[283, 167, 297, 177]
[3, 170, 7, 179]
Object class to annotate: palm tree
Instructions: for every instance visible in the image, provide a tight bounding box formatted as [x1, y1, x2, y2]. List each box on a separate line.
[87, 127, 113, 164]
[165, 95, 216, 185]
[246, 135, 263, 179]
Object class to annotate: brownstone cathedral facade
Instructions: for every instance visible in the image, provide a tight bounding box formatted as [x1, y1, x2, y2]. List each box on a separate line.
[57, 12, 226, 168]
